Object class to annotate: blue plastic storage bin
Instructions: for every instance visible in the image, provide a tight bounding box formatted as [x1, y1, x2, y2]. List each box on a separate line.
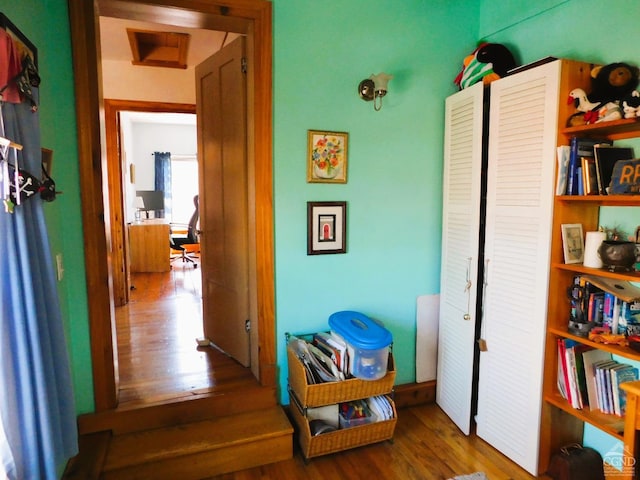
[328, 311, 393, 380]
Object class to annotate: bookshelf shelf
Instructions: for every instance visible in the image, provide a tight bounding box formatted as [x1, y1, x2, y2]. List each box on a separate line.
[548, 327, 640, 362]
[562, 117, 640, 141]
[552, 262, 640, 282]
[544, 391, 625, 440]
[556, 195, 640, 206]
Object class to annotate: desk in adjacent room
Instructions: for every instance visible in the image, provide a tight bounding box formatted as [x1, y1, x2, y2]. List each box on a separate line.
[129, 219, 170, 272]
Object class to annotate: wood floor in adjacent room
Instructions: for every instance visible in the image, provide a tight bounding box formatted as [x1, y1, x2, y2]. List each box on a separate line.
[115, 257, 258, 407]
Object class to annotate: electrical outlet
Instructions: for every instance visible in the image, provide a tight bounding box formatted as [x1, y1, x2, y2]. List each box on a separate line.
[55, 253, 64, 281]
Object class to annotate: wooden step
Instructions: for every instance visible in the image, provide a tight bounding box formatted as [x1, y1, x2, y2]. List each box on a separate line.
[101, 406, 293, 479]
[78, 385, 278, 435]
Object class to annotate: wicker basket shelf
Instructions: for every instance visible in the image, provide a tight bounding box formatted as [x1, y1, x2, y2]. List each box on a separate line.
[286, 346, 396, 408]
[287, 342, 397, 459]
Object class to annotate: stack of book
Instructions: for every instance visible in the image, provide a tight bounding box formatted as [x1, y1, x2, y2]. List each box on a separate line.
[288, 332, 350, 384]
[557, 340, 639, 416]
[570, 275, 640, 336]
[557, 137, 634, 196]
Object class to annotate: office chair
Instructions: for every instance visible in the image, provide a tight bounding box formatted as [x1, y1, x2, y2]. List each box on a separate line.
[170, 195, 200, 267]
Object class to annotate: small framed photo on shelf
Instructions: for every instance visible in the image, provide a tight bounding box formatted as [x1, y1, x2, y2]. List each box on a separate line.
[307, 130, 348, 183]
[307, 201, 346, 255]
[561, 223, 584, 264]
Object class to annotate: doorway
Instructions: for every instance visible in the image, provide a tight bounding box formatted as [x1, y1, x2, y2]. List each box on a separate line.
[68, 0, 275, 412]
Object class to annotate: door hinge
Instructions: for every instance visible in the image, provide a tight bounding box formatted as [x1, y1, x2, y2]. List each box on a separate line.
[245, 319, 251, 332]
[241, 57, 247, 74]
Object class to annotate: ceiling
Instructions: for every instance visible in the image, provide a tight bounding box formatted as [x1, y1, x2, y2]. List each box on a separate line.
[99, 16, 233, 124]
[99, 16, 230, 68]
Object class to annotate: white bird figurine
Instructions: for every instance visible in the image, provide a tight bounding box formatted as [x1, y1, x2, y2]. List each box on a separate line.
[568, 88, 601, 112]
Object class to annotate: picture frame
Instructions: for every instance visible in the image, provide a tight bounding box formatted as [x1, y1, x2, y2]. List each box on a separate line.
[561, 223, 584, 264]
[307, 201, 347, 255]
[0, 13, 37, 67]
[307, 130, 348, 183]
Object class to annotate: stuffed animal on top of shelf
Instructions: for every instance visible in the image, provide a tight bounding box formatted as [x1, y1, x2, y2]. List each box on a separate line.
[454, 42, 517, 90]
[567, 61, 640, 126]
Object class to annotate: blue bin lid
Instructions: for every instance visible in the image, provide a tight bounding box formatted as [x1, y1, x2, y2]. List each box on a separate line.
[328, 311, 392, 349]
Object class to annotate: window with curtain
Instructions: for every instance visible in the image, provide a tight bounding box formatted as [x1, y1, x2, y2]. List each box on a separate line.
[170, 155, 198, 223]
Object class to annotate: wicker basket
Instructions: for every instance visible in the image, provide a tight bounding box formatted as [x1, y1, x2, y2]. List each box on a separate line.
[287, 346, 396, 407]
[287, 342, 397, 458]
[290, 391, 397, 459]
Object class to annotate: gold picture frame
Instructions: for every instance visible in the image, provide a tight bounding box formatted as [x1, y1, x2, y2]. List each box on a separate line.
[561, 223, 584, 264]
[307, 130, 348, 183]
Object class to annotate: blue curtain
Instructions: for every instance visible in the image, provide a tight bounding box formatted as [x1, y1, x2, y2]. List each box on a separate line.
[0, 89, 78, 478]
[154, 151, 172, 218]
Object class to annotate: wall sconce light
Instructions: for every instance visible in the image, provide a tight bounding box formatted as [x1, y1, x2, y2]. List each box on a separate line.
[358, 72, 393, 111]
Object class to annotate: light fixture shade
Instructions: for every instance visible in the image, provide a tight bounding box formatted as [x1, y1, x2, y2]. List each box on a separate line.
[135, 196, 145, 209]
[370, 72, 393, 92]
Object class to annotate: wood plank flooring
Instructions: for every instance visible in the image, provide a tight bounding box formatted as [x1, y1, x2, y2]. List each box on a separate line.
[115, 258, 258, 407]
[208, 403, 552, 480]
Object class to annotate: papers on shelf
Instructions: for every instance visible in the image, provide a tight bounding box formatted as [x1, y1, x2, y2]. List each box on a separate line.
[288, 335, 345, 384]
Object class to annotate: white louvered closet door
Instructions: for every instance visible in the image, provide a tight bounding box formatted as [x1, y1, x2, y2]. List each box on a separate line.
[437, 82, 485, 435]
[476, 60, 561, 475]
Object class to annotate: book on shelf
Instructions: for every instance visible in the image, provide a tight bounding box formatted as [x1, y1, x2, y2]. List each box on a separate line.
[590, 360, 639, 416]
[616, 366, 639, 416]
[594, 360, 618, 414]
[593, 144, 635, 195]
[558, 339, 590, 409]
[581, 349, 612, 411]
[581, 156, 598, 195]
[566, 137, 612, 195]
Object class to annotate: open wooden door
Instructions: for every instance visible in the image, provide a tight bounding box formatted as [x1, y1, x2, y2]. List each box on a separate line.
[196, 37, 251, 367]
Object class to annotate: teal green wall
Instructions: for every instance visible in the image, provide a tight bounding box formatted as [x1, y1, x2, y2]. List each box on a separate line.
[273, 0, 479, 399]
[1, 1, 94, 414]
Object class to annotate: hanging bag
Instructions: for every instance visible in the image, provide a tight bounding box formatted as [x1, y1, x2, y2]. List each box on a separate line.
[547, 443, 605, 480]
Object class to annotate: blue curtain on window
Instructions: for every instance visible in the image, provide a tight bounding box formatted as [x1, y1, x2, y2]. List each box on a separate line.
[0, 89, 78, 478]
[154, 151, 172, 218]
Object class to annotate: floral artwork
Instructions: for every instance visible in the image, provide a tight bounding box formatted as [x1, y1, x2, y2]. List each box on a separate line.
[307, 130, 348, 183]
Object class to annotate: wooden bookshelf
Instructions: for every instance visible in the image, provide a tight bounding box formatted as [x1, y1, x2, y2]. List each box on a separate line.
[540, 59, 640, 479]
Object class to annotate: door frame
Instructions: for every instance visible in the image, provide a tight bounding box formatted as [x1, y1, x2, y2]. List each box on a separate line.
[104, 99, 197, 308]
[68, 0, 275, 411]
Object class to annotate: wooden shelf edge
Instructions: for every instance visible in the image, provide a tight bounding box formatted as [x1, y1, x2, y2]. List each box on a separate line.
[552, 262, 640, 282]
[548, 326, 640, 361]
[562, 117, 640, 139]
[544, 392, 625, 440]
[555, 195, 640, 206]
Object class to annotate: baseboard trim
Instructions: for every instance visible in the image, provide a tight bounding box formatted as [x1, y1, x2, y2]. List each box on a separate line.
[394, 380, 436, 409]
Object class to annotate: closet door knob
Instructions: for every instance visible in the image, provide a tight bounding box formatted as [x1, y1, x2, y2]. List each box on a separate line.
[463, 313, 471, 321]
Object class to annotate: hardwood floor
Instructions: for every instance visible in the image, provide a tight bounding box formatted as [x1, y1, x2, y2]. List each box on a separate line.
[208, 403, 551, 480]
[110, 259, 558, 479]
[115, 257, 257, 407]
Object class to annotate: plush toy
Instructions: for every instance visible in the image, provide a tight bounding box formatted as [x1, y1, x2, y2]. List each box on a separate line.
[588, 62, 639, 105]
[454, 42, 517, 90]
[567, 62, 640, 125]
[622, 90, 640, 118]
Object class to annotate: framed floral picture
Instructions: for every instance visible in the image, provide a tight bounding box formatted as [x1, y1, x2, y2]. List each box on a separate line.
[307, 201, 347, 255]
[307, 130, 348, 183]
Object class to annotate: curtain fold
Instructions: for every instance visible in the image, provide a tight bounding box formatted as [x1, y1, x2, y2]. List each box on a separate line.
[154, 151, 172, 218]
[0, 88, 78, 479]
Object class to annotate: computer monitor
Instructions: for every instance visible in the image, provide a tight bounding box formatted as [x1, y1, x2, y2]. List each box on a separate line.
[135, 190, 165, 218]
